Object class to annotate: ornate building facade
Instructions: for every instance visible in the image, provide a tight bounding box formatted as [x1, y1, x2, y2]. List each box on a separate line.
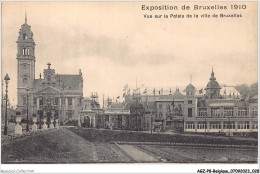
[16, 17, 83, 124]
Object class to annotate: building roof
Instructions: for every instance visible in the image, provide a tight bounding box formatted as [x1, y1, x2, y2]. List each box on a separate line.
[33, 74, 83, 92]
[220, 86, 240, 98]
[185, 83, 195, 90]
[156, 89, 185, 102]
[110, 102, 125, 109]
[205, 69, 221, 90]
[59, 74, 83, 90]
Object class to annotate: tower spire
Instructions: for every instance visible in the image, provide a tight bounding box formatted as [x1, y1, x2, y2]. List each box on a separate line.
[25, 10, 27, 24]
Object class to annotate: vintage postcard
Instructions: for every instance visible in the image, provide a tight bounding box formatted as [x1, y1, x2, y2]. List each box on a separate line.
[1, 1, 259, 174]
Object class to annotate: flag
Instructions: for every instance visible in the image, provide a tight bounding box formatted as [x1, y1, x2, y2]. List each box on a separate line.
[199, 88, 203, 94]
[127, 89, 130, 94]
[153, 88, 155, 95]
[224, 89, 226, 95]
[170, 88, 172, 94]
[161, 88, 163, 94]
[123, 92, 126, 97]
[117, 96, 120, 99]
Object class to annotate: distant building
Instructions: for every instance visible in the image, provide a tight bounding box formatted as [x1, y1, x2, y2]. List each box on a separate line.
[185, 69, 257, 134]
[123, 69, 258, 133]
[16, 16, 83, 124]
[80, 96, 104, 127]
[104, 102, 130, 130]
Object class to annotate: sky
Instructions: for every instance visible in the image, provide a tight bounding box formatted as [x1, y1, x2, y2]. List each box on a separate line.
[1, 1, 258, 107]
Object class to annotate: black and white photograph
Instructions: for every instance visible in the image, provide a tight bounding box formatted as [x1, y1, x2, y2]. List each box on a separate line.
[1, 1, 259, 173]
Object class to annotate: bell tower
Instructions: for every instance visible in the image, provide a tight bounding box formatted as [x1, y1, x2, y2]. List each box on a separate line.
[17, 13, 36, 110]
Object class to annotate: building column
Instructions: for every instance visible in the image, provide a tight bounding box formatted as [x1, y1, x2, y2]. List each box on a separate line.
[235, 121, 238, 132]
[195, 121, 197, 132]
[72, 98, 75, 110]
[89, 116, 92, 127]
[65, 98, 68, 110]
[221, 121, 224, 132]
[184, 121, 186, 132]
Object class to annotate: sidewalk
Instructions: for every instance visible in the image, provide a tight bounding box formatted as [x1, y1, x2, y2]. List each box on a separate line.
[117, 144, 158, 162]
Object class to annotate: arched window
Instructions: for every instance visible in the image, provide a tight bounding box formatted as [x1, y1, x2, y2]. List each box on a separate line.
[23, 48, 26, 55]
[27, 48, 30, 56]
[23, 75, 28, 83]
[23, 33, 27, 40]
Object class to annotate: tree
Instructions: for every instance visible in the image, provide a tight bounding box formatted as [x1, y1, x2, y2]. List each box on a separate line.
[236, 82, 258, 99]
[129, 98, 144, 131]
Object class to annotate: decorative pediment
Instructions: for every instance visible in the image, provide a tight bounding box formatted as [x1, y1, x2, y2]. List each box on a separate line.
[35, 86, 62, 95]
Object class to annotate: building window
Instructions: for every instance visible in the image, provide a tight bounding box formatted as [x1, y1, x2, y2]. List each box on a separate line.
[22, 109, 26, 115]
[23, 77, 27, 83]
[237, 123, 249, 129]
[185, 124, 194, 129]
[188, 108, 192, 117]
[224, 123, 235, 129]
[23, 64, 27, 69]
[159, 111, 163, 118]
[198, 108, 207, 117]
[23, 33, 27, 40]
[224, 108, 233, 117]
[252, 107, 258, 117]
[27, 48, 30, 56]
[23, 48, 26, 55]
[188, 100, 192, 104]
[23, 96, 27, 106]
[209, 124, 221, 129]
[238, 108, 247, 117]
[40, 98, 43, 105]
[68, 98, 72, 105]
[197, 124, 206, 129]
[211, 108, 221, 117]
[159, 104, 162, 110]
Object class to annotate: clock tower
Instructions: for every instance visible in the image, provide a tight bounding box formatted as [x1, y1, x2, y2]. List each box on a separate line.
[17, 14, 36, 112]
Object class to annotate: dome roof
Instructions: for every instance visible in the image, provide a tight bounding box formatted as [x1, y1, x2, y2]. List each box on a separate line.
[205, 80, 221, 89]
[205, 69, 221, 90]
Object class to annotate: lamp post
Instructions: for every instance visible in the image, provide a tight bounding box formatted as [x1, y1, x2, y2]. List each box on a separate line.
[4, 74, 10, 135]
[39, 96, 44, 129]
[26, 86, 29, 132]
